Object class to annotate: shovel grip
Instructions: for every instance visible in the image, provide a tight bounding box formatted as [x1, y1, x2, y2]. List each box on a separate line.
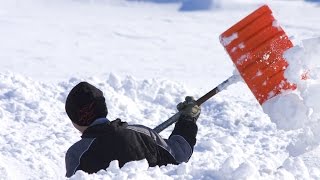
[153, 75, 239, 133]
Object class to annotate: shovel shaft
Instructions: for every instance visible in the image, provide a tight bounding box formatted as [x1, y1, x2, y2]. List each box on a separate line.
[195, 75, 239, 106]
[153, 75, 240, 133]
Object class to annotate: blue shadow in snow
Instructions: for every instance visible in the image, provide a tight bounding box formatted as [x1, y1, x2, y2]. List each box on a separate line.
[128, 0, 215, 11]
[305, 0, 320, 2]
[179, 0, 213, 11]
[127, 0, 181, 3]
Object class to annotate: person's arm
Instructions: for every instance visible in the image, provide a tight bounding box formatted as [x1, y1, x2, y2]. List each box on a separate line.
[170, 117, 198, 149]
[127, 97, 200, 165]
[166, 96, 200, 163]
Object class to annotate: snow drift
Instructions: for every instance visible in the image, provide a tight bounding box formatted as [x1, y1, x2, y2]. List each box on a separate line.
[263, 37, 320, 157]
[0, 0, 320, 179]
[1, 70, 319, 179]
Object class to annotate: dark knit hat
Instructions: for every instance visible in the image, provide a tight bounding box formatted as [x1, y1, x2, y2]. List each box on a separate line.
[65, 82, 108, 126]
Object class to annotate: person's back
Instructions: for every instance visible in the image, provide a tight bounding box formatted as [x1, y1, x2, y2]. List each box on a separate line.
[65, 82, 200, 177]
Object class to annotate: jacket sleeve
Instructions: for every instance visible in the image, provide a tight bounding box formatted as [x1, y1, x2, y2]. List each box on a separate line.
[170, 118, 198, 148]
[127, 121, 197, 164]
[164, 118, 198, 163]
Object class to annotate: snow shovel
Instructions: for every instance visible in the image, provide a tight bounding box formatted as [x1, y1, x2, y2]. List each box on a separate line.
[220, 4, 296, 104]
[154, 5, 295, 133]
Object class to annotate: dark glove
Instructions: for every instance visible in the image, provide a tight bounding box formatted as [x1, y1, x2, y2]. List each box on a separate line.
[177, 96, 201, 123]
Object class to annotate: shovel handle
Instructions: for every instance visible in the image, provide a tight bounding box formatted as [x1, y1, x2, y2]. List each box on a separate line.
[153, 75, 240, 133]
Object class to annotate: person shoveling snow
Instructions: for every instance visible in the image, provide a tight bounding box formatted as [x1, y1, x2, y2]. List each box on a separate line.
[64, 82, 201, 177]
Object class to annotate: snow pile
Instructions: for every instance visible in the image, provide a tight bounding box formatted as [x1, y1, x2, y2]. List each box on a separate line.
[0, 72, 191, 179]
[0, 72, 68, 179]
[70, 160, 173, 180]
[0, 0, 320, 179]
[263, 37, 320, 156]
[2, 71, 317, 179]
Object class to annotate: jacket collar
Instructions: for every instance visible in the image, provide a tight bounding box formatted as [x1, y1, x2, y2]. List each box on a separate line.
[89, 118, 110, 127]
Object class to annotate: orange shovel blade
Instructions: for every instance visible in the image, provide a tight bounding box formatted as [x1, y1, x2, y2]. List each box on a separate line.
[220, 5, 296, 104]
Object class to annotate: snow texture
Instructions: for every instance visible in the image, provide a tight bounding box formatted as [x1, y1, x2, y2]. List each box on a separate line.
[263, 37, 320, 158]
[0, 0, 320, 179]
[220, 33, 239, 46]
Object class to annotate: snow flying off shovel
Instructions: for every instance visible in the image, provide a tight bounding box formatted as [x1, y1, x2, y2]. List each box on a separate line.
[154, 5, 296, 133]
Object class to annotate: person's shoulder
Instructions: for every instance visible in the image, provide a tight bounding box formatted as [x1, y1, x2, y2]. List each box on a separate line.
[109, 118, 128, 128]
[66, 138, 96, 159]
[65, 138, 96, 178]
[125, 124, 161, 141]
[126, 124, 151, 132]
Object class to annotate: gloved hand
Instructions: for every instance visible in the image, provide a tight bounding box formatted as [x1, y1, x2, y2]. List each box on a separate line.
[177, 96, 201, 123]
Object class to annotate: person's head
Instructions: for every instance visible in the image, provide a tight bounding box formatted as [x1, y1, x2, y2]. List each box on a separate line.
[65, 82, 108, 133]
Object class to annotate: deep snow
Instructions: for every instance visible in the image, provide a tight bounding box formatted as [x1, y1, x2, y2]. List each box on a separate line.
[0, 0, 320, 179]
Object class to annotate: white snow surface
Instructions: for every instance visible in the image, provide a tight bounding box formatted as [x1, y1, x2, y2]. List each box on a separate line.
[0, 0, 320, 179]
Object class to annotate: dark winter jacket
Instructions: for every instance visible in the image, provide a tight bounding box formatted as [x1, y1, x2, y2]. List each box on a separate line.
[65, 118, 198, 177]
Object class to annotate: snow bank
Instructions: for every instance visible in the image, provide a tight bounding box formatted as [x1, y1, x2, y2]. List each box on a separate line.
[2, 71, 318, 179]
[262, 37, 320, 156]
[0, 72, 190, 179]
[0, 72, 68, 179]
[1, 1, 320, 178]
[70, 160, 173, 180]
